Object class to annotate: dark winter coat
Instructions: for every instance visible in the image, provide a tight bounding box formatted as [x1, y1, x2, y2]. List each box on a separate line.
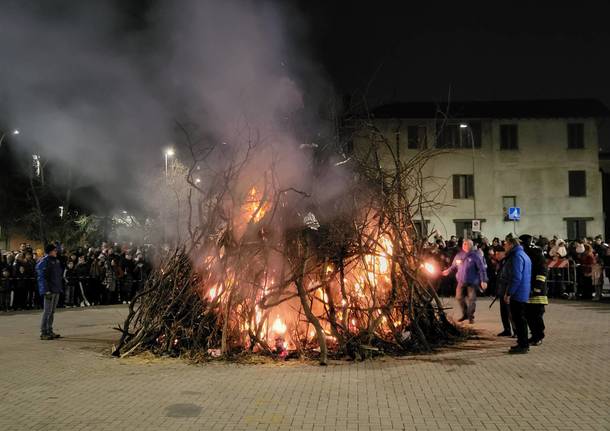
[36, 255, 64, 295]
[498, 245, 531, 303]
[522, 244, 548, 304]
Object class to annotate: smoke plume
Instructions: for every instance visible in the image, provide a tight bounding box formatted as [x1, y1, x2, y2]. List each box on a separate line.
[0, 0, 328, 214]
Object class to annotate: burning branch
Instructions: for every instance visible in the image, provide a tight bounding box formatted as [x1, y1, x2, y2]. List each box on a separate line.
[113, 118, 461, 364]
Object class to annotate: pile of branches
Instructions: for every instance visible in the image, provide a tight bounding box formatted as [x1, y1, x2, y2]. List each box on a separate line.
[112, 120, 463, 364]
[112, 251, 219, 358]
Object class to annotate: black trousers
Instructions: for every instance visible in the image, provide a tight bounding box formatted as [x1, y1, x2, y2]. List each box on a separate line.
[525, 303, 545, 341]
[500, 300, 513, 333]
[509, 300, 529, 348]
[13, 286, 28, 309]
[580, 276, 593, 299]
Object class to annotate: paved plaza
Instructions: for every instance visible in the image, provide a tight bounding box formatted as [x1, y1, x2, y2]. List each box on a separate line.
[1, 297, 609, 431]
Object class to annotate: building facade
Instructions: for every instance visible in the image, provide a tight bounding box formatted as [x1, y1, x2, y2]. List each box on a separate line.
[352, 99, 609, 240]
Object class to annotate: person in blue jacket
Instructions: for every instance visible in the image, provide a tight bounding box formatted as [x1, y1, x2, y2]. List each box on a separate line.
[499, 236, 532, 354]
[442, 239, 488, 323]
[36, 243, 64, 340]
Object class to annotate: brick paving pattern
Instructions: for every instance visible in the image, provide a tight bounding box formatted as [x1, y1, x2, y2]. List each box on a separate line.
[1, 298, 609, 430]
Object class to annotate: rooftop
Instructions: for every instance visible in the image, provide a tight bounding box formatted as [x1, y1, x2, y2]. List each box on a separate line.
[370, 99, 610, 120]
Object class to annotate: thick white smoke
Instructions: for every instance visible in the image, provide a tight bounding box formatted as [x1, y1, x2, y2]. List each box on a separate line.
[0, 0, 328, 213]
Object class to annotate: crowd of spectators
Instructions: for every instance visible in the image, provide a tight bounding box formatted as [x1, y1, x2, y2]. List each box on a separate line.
[2, 233, 608, 313]
[425, 234, 610, 300]
[0, 242, 153, 312]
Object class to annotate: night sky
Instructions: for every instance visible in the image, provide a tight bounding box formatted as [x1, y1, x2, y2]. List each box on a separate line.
[295, 1, 610, 108]
[119, 0, 610, 108]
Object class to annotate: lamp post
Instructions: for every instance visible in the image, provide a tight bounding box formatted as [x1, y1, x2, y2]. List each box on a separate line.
[164, 148, 175, 177]
[0, 129, 20, 149]
[459, 123, 477, 228]
[32, 154, 42, 179]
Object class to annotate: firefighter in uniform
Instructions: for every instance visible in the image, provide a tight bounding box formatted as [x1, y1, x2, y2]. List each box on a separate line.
[519, 234, 548, 345]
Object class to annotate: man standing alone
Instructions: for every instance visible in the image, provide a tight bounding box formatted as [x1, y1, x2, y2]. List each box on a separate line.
[500, 237, 532, 354]
[36, 244, 63, 340]
[442, 239, 488, 323]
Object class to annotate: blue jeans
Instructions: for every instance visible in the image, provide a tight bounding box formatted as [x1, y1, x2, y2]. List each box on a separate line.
[40, 293, 60, 335]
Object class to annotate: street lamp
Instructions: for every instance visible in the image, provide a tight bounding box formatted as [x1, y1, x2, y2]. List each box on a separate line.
[459, 123, 477, 228]
[0, 129, 20, 148]
[164, 148, 175, 177]
[32, 154, 41, 178]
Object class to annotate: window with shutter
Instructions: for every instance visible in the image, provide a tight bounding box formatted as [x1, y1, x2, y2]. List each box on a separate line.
[568, 171, 586, 197]
[467, 175, 474, 197]
[453, 175, 460, 198]
[567, 123, 584, 149]
[413, 220, 429, 238]
[408, 125, 427, 149]
[566, 219, 587, 240]
[453, 175, 474, 199]
[500, 124, 518, 150]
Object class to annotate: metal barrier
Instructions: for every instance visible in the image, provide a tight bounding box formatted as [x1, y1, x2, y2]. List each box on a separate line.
[547, 259, 576, 298]
[0, 275, 144, 282]
[0, 274, 147, 311]
[547, 259, 610, 300]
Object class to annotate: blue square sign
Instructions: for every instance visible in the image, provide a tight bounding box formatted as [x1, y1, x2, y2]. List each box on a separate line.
[508, 207, 521, 221]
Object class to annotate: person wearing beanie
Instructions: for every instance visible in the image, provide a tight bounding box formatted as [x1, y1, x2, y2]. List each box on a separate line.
[36, 244, 64, 340]
[519, 234, 548, 346]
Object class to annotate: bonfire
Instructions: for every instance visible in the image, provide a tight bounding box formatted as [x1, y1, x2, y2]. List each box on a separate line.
[113, 121, 460, 364]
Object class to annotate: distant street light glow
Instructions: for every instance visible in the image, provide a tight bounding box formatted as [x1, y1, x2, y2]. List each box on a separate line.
[459, 123, 468, 129]
[12, 129, 20, 135]
[164, 148, 175, 177]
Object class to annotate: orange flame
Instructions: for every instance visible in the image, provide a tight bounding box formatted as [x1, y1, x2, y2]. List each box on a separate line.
[243, 187, 269, 223]
[271, 315, 287, 335]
